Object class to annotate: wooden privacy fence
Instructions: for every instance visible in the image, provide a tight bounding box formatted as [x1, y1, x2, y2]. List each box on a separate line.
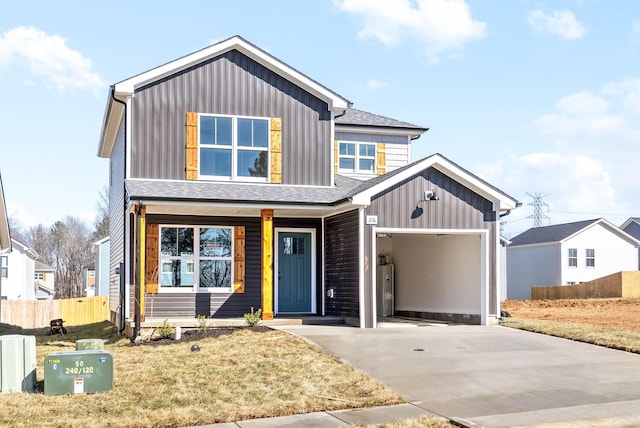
[0, 296, 109, 329]
[532, 271, 640, 300]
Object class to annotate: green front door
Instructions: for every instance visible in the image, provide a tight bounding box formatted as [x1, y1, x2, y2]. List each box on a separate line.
[278, 232, 312, 313]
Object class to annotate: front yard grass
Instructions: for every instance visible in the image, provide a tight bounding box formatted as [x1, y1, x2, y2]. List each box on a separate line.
[501, 318, 640, 353]
[0, 321, 404, 428]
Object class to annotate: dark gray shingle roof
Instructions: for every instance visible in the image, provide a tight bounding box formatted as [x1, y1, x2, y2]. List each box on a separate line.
[336, 108, 427, 131]
[509, 219, 601, 246]
[126, 175, 363, 205]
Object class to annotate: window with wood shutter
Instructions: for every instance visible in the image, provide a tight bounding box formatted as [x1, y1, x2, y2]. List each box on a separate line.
[186, 112, 282, 183]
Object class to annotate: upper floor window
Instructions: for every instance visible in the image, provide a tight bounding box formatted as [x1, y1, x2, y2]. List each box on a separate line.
[0, 256, 6, 278]
[339, 142, 376, 173]
[586, 249, 595, 268]
[35, 272, 44, 280]
[199, 115, 269, 181]
[159, 225, 233, 292]
[568, 248, 577, 267]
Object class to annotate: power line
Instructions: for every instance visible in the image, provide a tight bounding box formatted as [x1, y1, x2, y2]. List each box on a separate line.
[527, 192, 551, 228]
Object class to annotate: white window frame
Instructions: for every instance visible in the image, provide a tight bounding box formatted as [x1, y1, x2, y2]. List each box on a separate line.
[0, 255, 7, 278]
[158, 225, 234, 293]
[585, 248, 595, 268]
[198, 113, 270, 182]
[338, 141, 376, 173]
[568, 248, 577, 267]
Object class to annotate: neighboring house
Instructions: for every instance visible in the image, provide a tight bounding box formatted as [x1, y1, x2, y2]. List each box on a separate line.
[507, 219, 640, 300]
[83, 263, 96, 297]
[34, 260, 55, 300]
[93, 236, 110, 297]
[98, 36, 518, 333]
[620, 218, 640, 269]
[1, 239, 38, 300]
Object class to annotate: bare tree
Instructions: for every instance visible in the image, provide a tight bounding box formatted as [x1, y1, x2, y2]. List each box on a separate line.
[92, 185, 109, 241]
[7, 214, 27, 244]
[51, 217, 93, 299]
[26, 224, 55, 266]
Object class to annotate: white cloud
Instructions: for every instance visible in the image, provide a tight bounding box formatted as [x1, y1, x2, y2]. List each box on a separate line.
[477, 77, 640, 237]
[0, 26, 104, 92]
[335, 0, 486, 62]
[528, 9, 587, 40]
[366, 79, 387, 90]
[555, 91, 608, 115]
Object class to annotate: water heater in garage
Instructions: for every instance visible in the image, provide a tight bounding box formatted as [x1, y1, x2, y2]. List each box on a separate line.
[377, 264, 394, 317]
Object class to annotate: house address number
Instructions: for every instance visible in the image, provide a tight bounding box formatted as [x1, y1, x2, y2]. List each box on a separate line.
[366, 215, 378, 225]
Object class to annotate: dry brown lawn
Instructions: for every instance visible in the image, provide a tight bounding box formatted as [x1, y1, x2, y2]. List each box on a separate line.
[501, 298, 640, 353]
[0, 322, 405, 428]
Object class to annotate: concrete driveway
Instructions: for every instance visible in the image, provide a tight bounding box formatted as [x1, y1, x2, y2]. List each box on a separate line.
[274, 324, 640, 428]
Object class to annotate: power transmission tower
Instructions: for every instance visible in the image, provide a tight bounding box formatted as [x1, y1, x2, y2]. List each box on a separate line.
[526, 192, 550, 227]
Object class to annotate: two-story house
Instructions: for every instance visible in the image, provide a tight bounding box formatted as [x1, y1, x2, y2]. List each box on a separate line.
[1, 239, 38, 300]
[507, 218, 640, 300]
[98, 36, 518, 335]
[34, 260, 55, 300]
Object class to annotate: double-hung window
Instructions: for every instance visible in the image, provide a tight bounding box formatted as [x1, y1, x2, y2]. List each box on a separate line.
[586, 249, 595, 268]
[0, 256, 6, 278]
[199, 114, 269, 181]
[339, 142, 376, 173]
[159, 226, 233, 292]
[568, 248, 577, 267]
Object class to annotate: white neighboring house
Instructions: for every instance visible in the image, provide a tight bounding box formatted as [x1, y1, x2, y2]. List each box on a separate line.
[507, 218, 640, 300]
[35, 260, 55, 300]
[93, 236, 110, 297]
[1, 239, 38, 300]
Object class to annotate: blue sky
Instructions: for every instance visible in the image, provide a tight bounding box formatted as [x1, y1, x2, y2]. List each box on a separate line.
[0, 0, 638, 237]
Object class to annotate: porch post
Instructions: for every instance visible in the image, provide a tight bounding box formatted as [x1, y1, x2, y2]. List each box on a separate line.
[136, 204, 146, 323]
[261, 209, 274, 320]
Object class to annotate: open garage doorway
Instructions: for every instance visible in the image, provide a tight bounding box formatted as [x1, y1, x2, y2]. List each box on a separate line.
[372, 228, 489, 327]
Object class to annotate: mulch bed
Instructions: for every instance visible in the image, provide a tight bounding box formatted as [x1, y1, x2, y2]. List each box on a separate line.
[130, 325, 272, 346]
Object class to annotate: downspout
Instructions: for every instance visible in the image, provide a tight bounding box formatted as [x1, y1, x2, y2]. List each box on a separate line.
[111, 86, 128, 334]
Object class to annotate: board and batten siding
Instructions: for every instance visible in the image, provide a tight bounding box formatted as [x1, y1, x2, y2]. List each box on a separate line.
[130, 50, 333, 186]
[142, 216, 261, 318]
[108, 121, 126, 316]
[324, 210, 360, 320]
[364, 167, 499, 325]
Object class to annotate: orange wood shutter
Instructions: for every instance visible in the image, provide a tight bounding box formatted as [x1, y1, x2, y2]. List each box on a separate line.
[270, 117, 282, 183]
[145, 223, 159, 294]
[334, 140, 339, 173]
[376, 143, 386, 175]
[233, 226, 246, 293]
[186, 112, 198, 180]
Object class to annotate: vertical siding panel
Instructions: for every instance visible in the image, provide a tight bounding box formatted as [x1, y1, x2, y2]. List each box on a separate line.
[131, 50, 331, 186]
[109, 122, 126, 316]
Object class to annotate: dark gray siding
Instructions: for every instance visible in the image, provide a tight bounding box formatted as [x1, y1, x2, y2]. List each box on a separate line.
[130, 50, 332, 186]
[324, 210, 360, 319]
[108, 121, 126, 315]
[364, 167, 498, 326]
[143, 216, 261, 318]
[623, 222, 640, 240]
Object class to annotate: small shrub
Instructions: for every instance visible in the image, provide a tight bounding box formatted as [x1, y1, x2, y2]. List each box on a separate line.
[243, 307, 262, 327]
[156, 320, 174, 339]
[196, 315, 209, 332]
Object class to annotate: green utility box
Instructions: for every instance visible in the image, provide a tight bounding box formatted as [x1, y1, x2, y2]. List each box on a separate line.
[44, 350, 113, 395]
[76, 339, 104, 351]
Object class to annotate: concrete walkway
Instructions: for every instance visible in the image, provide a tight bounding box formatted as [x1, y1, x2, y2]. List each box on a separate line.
[200, 323, 640, 427]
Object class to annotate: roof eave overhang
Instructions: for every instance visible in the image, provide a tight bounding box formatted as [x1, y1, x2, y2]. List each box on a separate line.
[335, 124, 428, 140]
[0, 174, 11, 252]
[97, 88, 126, 159]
